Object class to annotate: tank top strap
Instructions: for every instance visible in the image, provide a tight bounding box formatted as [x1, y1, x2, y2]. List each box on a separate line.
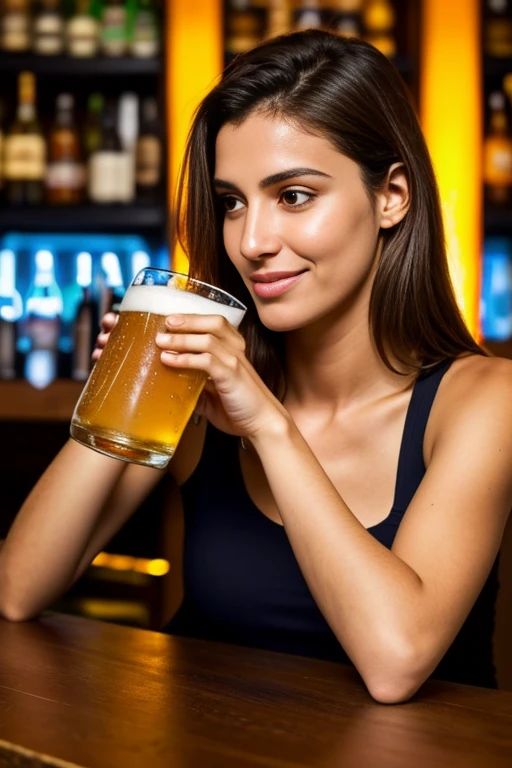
[392, 359, 454, 512]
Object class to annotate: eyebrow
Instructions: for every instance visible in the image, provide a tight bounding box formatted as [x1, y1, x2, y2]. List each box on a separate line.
[213, 167, 332, 193]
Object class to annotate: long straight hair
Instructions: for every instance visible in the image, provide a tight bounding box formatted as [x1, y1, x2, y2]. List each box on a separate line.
[175, 30, 484, 398]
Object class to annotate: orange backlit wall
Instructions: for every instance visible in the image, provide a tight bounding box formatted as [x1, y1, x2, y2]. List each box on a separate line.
[421, 0, 482, 338]
[166, 0, 223, 274]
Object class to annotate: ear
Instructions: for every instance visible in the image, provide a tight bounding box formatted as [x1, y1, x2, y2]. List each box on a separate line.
[377, 163, 410, 230]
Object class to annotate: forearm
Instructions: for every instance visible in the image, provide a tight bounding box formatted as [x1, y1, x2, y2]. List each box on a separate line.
[0, 439, 126, 621]
[251, 418, 430, 697]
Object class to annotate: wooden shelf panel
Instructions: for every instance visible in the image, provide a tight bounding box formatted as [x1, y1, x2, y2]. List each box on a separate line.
[485, 206, 512, 235]
[0, 204, 167, 233]
[0, 380, 84, 421]
[0, 53, 161, 77]
[483, 340, 512, 359]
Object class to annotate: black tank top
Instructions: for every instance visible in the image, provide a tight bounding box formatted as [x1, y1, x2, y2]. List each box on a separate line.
[163, 360, 498, 688]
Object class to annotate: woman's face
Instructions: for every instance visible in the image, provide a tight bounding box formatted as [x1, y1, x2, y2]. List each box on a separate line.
[214, 112, 383, 333]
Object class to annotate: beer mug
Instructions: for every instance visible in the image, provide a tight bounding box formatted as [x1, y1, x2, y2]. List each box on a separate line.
[70, 268, 246, 468]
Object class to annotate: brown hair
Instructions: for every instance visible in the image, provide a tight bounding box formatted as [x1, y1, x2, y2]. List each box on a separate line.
[175, 29, 484, 398]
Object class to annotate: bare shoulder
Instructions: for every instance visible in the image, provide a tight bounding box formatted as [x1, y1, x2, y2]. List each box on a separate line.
[425, 354, 512, 460]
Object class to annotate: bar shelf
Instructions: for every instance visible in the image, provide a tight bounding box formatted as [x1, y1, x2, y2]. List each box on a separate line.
[0, 204, 167, 233]
[0, 53, 161, 77]
[0, 379, 84, 421]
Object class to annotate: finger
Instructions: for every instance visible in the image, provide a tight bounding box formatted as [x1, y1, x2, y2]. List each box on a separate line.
[165, 313, 244, 349]
[156, 331, 235, 357]
[100, 312, 118, 332]
[160, 350, 239, 384]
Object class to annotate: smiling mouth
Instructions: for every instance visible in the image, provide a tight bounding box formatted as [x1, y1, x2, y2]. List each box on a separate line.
[250, 271, 307, 298]
[250, 270, 307, 283]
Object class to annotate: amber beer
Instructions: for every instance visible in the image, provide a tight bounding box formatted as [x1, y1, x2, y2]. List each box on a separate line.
[70, 270, 246, 468]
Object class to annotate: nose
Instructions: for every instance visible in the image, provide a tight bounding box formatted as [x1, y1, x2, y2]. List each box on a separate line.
[239, 201, 282, 261]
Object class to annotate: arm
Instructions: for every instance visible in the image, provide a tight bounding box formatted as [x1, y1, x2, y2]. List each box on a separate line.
[155, 316, 512, 703]
[250, 358, 512, 702]
[0, 438, 165, 622]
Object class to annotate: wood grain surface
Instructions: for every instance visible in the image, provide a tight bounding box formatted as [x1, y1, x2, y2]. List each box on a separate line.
[0, 613, 511, 767]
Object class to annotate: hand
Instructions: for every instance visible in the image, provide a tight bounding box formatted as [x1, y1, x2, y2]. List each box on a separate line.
[92, 312, 118, 361]
[155, 314, 289, 440]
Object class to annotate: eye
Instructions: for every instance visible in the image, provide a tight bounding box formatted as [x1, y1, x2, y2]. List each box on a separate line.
[222, 196, 244, 213]
[281, 190, 313, 207]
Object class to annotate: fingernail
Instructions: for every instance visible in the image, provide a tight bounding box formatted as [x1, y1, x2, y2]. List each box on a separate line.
[167, 315, 184, 327]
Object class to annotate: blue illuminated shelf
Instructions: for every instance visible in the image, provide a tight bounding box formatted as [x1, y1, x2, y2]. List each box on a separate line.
[0, 53, 161, 77]
[0, 204, 167, 233]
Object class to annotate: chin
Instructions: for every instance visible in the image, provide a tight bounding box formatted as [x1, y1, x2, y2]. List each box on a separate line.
[255, 305, 309, 333]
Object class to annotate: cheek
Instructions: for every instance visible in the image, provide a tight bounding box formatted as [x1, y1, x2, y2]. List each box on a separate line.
[289, 197, 377, 266]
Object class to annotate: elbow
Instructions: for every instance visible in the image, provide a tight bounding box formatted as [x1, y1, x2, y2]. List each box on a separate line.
[0, 586, 41, 623]
[365, 673, 423, 705]
[359, 640, 432, 705]
[0, 600, 37, 623]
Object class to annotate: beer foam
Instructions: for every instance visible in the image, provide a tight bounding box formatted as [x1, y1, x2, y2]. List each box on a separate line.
[119, 284, 245, 328]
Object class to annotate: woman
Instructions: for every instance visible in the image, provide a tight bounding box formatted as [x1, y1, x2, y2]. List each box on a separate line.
[1, 30, 511, 703]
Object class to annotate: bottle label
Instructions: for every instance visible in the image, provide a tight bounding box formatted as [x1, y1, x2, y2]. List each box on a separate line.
[3, 135, 46, 181]
[46, 161, 85, 191]
[33, 15, 65, 54]
[88, 152, 121, 203]
[136, 136, 161, 186]
[33, 35, 65, 55]
[66, 17, 99, 57]
[1, 11, 30, 51]
[131, 11, 159, 57]
[102, 8, 127, 55]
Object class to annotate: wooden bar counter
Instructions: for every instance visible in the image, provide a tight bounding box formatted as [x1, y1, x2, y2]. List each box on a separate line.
[0, 613, 511, 767]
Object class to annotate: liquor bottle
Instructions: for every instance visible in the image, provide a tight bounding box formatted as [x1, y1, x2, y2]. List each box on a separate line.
[3, 72, 46, 206]
[0, 0, 31, 52]
[362, 0, 395, 57]
[483, 91, 512, 205]
[135, 96, 162, 202]
[88, 100, 122, 203]
[46, 93, 85, 205]
[333, 0, 363, 39]
[484, 0, 512, 58]
[21, 249, 63, 389]
[116, 91, 138, 203]
[72, 251, 98, 381]
[267, 0, 292, 39]
[83, 92, 104, 159]
[481, 238, 512, 340]
[294, 0, 323, 31]
[0, 248, 23, 380]
[32, 0, 65, 56]
[129, 0, 159, 58]
[99, 250, 125, 317]
[225, 0, 263, 56]
[101, 0, 128, 56]
[66, 0, 100, 57]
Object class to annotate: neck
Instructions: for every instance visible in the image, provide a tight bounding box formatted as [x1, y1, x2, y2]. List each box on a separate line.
[284, 290, 412, 414]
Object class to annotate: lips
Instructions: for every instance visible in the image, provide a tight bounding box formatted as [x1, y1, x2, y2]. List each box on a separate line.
[250, 270, 306, 284]
[250, 270, 307, 298]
